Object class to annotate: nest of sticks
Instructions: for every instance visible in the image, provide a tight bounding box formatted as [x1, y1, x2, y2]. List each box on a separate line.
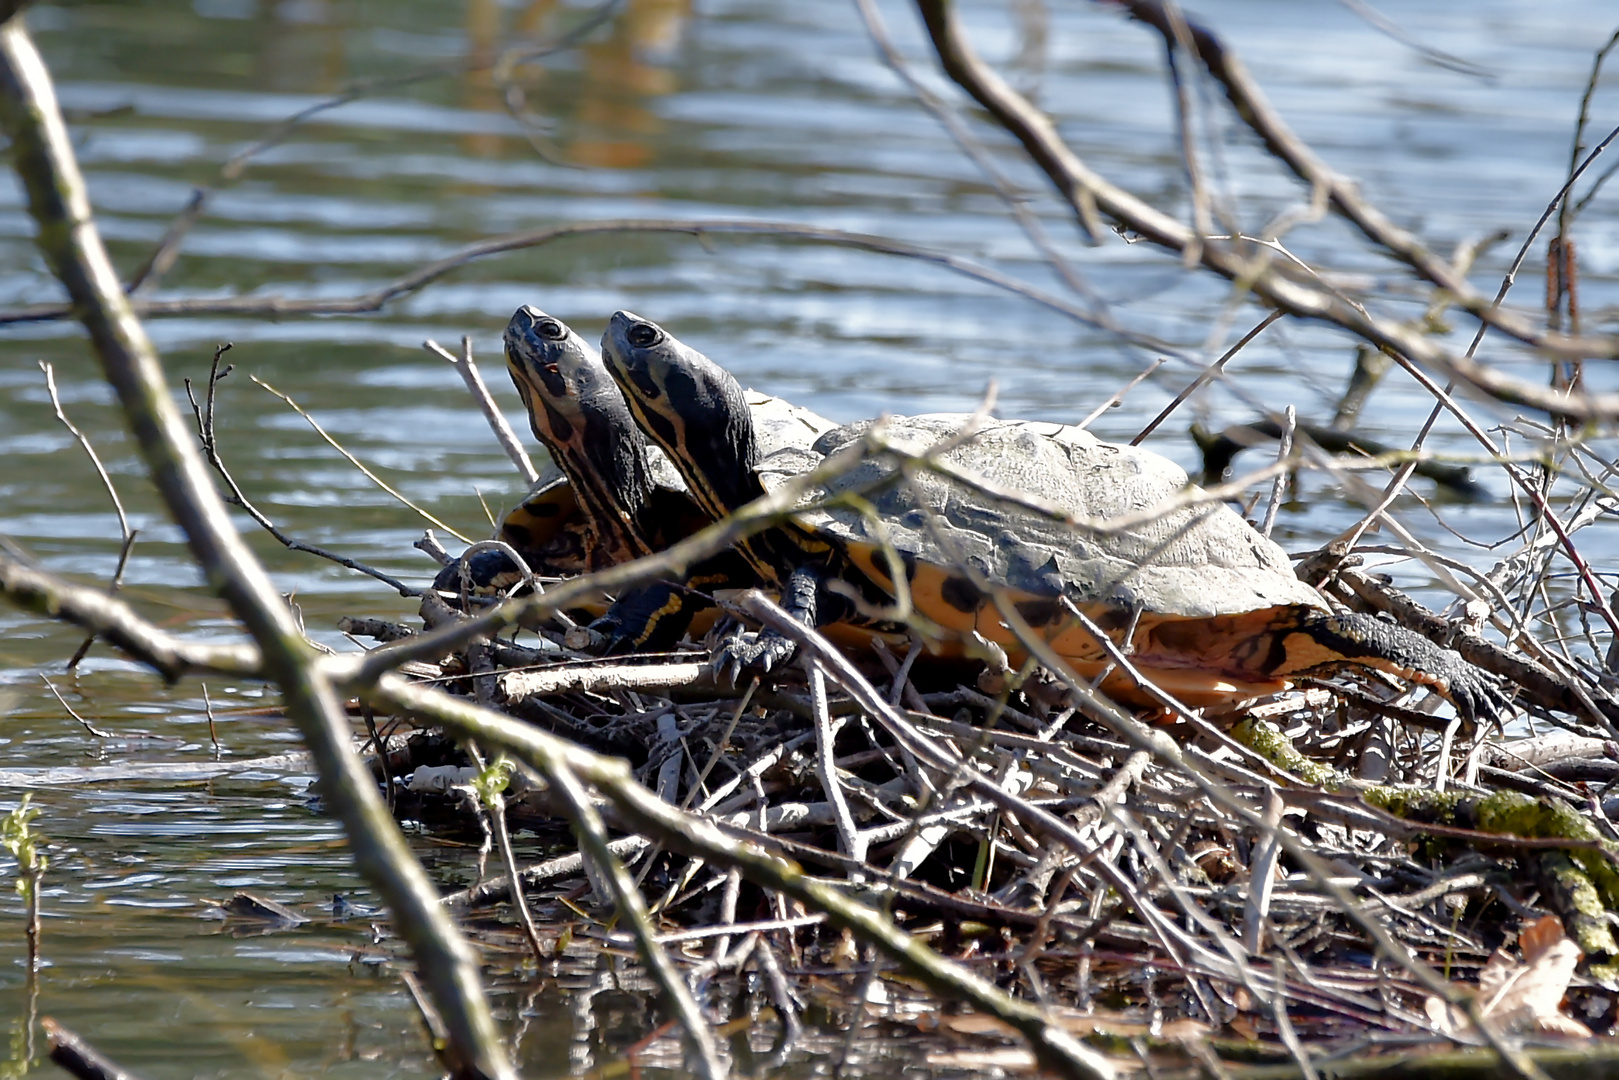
[334, 477, 1619, 1077]
[169, 319, 1619, 1076]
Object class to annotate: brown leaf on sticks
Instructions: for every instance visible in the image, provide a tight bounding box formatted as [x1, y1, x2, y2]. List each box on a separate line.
[1426, 915, 1592, 1039]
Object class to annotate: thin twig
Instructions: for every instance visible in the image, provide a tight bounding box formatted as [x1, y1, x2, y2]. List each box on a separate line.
[426, 337, 538, 486]
[251, 375, 473, 544]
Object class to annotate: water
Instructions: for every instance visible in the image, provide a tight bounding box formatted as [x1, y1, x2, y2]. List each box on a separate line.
[1, 0, 1617, 1074]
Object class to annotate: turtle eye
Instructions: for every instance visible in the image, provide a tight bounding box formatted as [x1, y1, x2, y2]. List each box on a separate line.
[535, 318, 565, 340]
[627, 322, 661, 348]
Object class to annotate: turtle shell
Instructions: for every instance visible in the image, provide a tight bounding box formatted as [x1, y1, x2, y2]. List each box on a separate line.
[757, 413, 1328, 699]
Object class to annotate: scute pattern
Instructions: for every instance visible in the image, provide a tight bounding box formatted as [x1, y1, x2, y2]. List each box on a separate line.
[763, 413, 1324, 620]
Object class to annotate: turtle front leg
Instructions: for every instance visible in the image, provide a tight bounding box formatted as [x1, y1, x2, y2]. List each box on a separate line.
[1275, 609, 1514, 726]
[591, 582, 710, 654]
[714, 563, 839, 683]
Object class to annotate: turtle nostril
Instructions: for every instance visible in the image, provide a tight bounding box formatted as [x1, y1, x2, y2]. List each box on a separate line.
[627, 322, 660, 348]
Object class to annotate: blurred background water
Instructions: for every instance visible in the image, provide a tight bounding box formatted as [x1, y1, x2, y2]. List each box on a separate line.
[0, 0, 1617, 1074]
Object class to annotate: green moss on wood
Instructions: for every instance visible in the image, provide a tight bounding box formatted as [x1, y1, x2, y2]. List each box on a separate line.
[1231, 719, 1619, 963]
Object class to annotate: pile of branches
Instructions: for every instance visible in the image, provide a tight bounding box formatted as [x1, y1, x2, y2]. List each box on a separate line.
[333, 435, 1619, 1080]
[8, 0, 1619, 1076]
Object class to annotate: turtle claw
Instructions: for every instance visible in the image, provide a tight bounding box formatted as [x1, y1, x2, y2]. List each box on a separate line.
[712, 631, 795, 684]
[1447, 667, 1515, 728]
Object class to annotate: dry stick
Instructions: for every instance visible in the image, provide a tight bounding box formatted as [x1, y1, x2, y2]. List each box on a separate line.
[1433, 715, 1462, 794]
[465, 746, 546, 970]
[1161, 6, 1216, 267]
[982, 602, 1554, 1080]
[1076, 357, 1164, 431]
[1123, 0, 1579, 355]
[1334, 0, 1493, 77]
[1565, 29, 1619, 227]
[1131, 310, 1282, 444]
[710, 868, 742, 964]
[185, 350, 419, 598]
[66, 530, 138, 671]
[0, 23, 513, 1080]
[754, 940, 804, 1047]
[202, 683, 221, 754]
[368, 672, 1118, 1080]
[41, 360, 142, 671]
[0, 550, 261, 679]
[39, 675, 112, 738]
[809, 661, 865, 864]
[849, 0, 1100, 305]
[543, 757, 728, 1080]
[251, 375, 473, 544]
[681, 678, 757, 811]
[502, 661, 710, 699]
[441, 835, 650, 912]
[1260, 403, 1296, 537]
[42, 1018, 145, 1080]
[1269, 954, 1323, 1080]
[1242, 787, 1284, 956]
[426, 337, 538, 486]
[122, 0, 625, 296]
[913, 0, 1619, 421]
[0, 219, 1138, 339]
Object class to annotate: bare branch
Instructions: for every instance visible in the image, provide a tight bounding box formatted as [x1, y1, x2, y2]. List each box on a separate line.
[0, 22, 512, 1077]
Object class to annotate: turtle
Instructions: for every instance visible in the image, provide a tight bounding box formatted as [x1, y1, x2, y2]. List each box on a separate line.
[599, 310, 1511, 723]
[435, 305, 835, 650]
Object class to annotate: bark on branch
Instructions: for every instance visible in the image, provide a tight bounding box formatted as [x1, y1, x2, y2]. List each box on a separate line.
[0, 17, 511, 1078]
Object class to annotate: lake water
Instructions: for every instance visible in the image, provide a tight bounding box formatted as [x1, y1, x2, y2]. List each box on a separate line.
[1, 0, 1617, 1074]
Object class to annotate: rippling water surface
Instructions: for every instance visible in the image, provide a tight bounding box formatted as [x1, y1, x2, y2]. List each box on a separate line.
[2, 0, 1618, 1074]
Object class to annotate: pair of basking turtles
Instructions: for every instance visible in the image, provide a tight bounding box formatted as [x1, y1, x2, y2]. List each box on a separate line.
[440, 305, 1509, 723]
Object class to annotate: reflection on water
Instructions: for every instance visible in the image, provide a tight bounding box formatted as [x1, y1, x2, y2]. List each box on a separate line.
[2, 0, 1618, 1075]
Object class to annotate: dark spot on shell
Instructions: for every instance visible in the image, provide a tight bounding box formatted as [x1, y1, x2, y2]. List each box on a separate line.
[1004, 550, 1064, 597]
[1090, 605, 1137, 633]
[500, 523, 534, 545]
[939, 575, 984, 614]
[1014, 598, 1062, 626]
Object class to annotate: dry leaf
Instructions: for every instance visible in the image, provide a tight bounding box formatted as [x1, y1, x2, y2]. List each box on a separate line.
[1425, 915, 1592, 1039]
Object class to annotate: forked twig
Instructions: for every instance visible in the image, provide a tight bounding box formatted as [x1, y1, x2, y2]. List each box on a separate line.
[183, 348, 420, 597]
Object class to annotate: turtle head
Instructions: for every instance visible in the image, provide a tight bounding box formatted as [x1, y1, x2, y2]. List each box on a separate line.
[504, 306, 654, 552]
[602, 311, 762, 518]
[505, 305, 636, 448]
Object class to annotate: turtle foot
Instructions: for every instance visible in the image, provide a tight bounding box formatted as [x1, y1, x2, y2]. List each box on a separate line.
[1445, 665, 1515, 728]
[713, 631, 797, 685]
